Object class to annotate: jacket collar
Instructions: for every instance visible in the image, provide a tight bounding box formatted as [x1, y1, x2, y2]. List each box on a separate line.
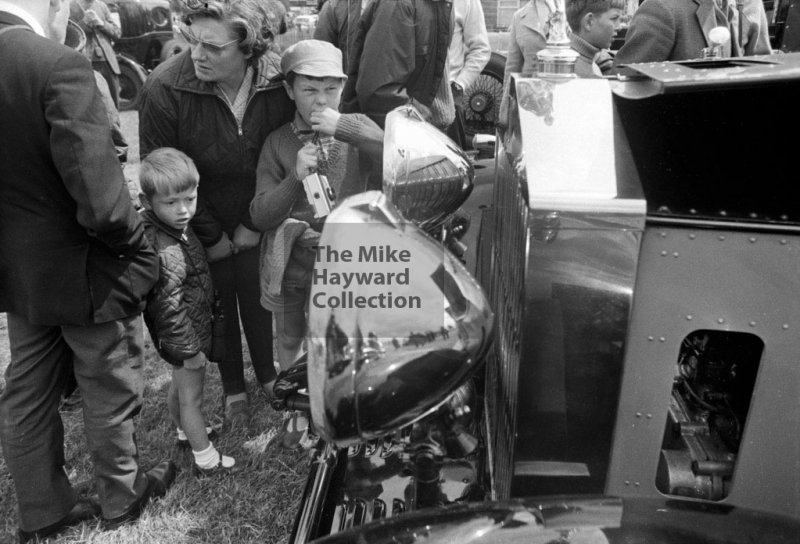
[519, 0, 552, 39]
[171, 49, 285, 95]
[142, 209, 188, 243]
[0, 2, 45, 35]
[695, 0, 717, 48]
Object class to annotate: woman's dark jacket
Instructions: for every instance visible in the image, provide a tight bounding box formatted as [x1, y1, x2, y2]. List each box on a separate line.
[138, 50, 295, 247]
[141, 210, 212, 364]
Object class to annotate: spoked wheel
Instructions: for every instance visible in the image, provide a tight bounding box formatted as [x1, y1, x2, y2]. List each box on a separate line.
[462, 52, 504, 142]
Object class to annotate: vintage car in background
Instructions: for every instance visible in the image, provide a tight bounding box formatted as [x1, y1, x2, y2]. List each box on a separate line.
[272, 36, 800, 543]
[105, 0, 178, 111]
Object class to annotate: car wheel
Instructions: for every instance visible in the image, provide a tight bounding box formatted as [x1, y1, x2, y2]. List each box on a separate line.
[160, 38, 190, 63]
[462, 52, 504, 141]
[118, 59, 147, 112]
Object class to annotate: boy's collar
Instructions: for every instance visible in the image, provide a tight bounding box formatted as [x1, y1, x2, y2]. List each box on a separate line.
[293, 111, 313, 132]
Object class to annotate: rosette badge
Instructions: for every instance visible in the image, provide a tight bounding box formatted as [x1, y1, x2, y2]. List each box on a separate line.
[306, 192, 494, 446]
[383, 105, 475, 233]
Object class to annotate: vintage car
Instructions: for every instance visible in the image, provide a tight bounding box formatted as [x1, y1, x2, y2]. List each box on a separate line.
[272, 38, 800, 543]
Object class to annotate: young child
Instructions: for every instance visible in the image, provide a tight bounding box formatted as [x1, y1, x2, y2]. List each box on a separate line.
[139, 148, 238, 476]
[566, 0, 625, 77]
[250, 39, 384, 449]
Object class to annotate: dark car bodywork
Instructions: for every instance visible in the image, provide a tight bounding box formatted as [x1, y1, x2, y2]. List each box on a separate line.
[289, 51, 800, 543]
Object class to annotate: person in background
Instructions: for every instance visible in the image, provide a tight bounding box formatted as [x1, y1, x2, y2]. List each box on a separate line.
[566, 0, 624, 77]
[250, 40, 383, 450]
[313, 0, 369, 74]
[0, 0, 175, 541]
[612, 0, 771, 69]
[447, 0, 490, 148]
[499, 0, 556, 124]
[139, 148, 240, 477]
[341, 0, 455, 131]
[139, 0, 295, 431]
[69, 0, 121, 107]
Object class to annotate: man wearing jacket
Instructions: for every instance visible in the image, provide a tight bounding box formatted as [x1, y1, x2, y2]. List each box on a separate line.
[70, 0, 121, 107]
[612, 0, 771, 68]
[314, 0, 368, 73]
[342, 0, 455, 130]
[0, 0, 174, 541]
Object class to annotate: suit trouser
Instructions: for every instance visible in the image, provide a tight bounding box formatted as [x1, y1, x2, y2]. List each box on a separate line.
[0, 312, 149, 530]
[209, 245, 276, 396]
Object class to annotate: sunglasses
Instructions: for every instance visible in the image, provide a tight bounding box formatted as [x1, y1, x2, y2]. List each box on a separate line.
[179, 26, 238, 54]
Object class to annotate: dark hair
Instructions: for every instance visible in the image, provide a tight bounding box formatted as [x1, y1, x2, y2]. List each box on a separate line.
[181, 0, 279, 62]
[566, 0, 626, 32]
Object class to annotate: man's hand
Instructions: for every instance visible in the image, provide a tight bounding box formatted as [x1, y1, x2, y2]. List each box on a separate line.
[205, 232, 233, 262]
[84, 9, 102, 27]
[232, 224, 260, 253]
[310, 109, 341, 136]
[295, 142, 318, 180]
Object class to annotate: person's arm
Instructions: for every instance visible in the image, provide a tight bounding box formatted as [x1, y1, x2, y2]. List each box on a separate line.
[355, 0, 417, 116]
[48, 50, 149, 258]
[139, 73, 224, 248]
[744, 0, 772, 55]
[95, 1, 122, 40]
[331, 113, 384, 164]
[250, 132, 306, 232]
[612, 0, 676, 67]
[453, 0, 491, 91]
[314, 0, 339, 44]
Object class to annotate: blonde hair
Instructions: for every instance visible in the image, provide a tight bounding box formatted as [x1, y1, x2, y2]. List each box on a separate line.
[139, 148, 199, 198]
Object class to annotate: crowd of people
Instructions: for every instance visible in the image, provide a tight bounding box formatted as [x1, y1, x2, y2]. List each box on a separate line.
[0, 0, 774, 539]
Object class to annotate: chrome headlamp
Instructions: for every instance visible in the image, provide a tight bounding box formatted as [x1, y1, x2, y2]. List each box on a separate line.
[383, 105, 475, 232]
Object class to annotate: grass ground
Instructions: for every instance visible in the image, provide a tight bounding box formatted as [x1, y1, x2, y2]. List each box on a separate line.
[0, 111, 309, 544]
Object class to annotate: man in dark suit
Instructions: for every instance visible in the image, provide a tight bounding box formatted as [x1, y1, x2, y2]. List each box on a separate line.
[613, 0, 771, 67]
[69, 0, 121, 107]
[0, 0, 175, 541]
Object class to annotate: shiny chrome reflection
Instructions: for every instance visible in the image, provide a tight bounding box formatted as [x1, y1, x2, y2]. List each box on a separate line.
[307, 191, 494, 446]
[383, 105, 475, 231]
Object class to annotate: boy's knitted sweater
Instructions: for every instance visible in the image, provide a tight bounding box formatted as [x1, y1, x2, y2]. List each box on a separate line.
[250, 113, 384, 232]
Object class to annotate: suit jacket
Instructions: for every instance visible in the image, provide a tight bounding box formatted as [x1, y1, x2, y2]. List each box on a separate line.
[0, 12, 158, 326]
[613, 0, 771, 67]
[69, 0, 120, 74]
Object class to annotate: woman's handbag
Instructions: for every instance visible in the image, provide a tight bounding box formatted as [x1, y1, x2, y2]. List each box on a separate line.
[209, 290, 226, 363]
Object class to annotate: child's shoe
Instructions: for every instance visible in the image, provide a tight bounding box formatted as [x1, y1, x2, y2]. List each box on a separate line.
[223, 394, 251, 430]
[192, 455, 242, 478]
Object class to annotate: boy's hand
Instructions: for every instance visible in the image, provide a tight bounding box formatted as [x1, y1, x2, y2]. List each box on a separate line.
[206, 232, 233, 262]
[310, 109, 340, 136]
[232, 223, 260, 253]
[184, 352, 207, 370]
[295, 142, 318, 180]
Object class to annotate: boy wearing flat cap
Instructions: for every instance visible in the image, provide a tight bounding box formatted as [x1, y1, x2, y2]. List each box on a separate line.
[250, 39, 384, 449]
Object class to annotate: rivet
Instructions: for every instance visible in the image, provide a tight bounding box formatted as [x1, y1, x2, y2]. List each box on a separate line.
[719, 235, 726, 241]
[749, 213, 758, 219]
[659, 337, 666, 342]
[718, 318, 725, 324]
[749, 321, 756, 327]
[689, 234, 696, 240]
[636, 412, 642, 418]
[646, 414, 653, 419]
[719, 210, 727, 216]
[689, 209, 697, 214]
[634, 482, 641, 487]
[625, 480, 631, 486]
[660, 232, 667, 238]
[749, 237, 756, 243]
[781, 215, 789, 221]
[648, 336, 654, 341]
[673, 252, 679, 257]
[686, 315, 693, 320]
[783, 324, 790, 330]
[661, 250, 667, 256]
[780, 239, 788, 245]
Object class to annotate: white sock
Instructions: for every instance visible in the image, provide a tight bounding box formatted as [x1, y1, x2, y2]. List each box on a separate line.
[193, 442, 235, 469]
[177, 426, 213, 441]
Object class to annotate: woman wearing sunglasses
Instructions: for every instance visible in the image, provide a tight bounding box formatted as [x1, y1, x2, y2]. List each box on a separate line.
[139, 0, 295, 432]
